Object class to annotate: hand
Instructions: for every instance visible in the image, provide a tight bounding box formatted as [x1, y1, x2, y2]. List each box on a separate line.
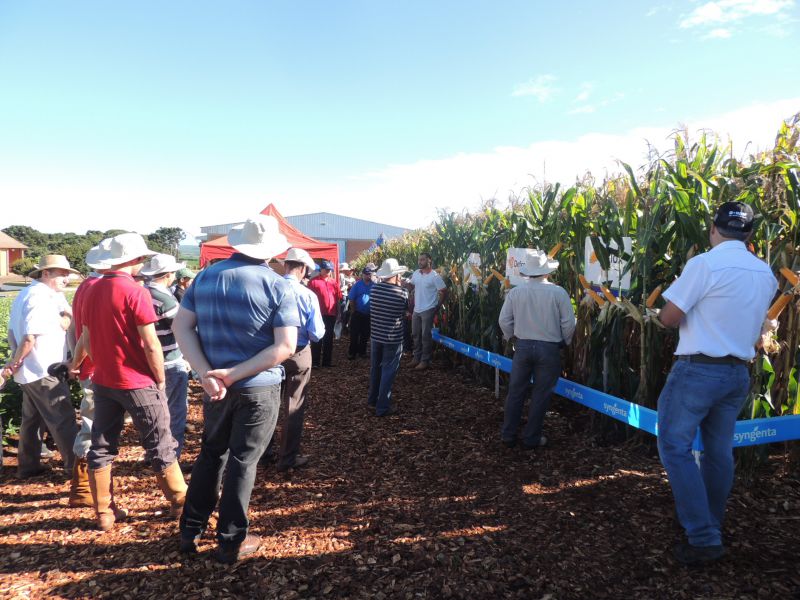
[201, 372, 227, 401]
[761, 318, 779, 335]
[205, 368, 234, 389]
[156, 380, 166, 392]
[644, 308, 665, 328]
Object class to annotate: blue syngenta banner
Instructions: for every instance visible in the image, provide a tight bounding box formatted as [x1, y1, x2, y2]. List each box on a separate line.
[432, 330, 800, 448]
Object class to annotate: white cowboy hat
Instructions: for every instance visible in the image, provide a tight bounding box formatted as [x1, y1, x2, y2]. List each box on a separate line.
[519, 249, 559, 277]
[283, 247, 316, 272]
[376, 258, 408, 279]
[29, 255, 80, 277]
[103, 233, 157, 266]
[228, 215, 289, 261]
[85, 239, 113, 271]
[139, 253, 186, 277]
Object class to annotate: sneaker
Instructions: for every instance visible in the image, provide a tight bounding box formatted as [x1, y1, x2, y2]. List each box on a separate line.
[522, 436, 548, 450]
[277, 455, 310, 472]
[673, 542, 725, 566]
[376, 407, 399, 417]
[179, 534, 201, 554]
[40, 446, 55, 459]
[501, 438, 517, 449]
[216, 534, 262, 564]
[414, 362, 429, 371]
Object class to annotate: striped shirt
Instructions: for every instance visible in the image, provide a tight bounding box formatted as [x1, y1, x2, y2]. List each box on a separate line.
[181, 253, 300, 389]
[369, 281, 408, 344]
[146, 282, 183, 367]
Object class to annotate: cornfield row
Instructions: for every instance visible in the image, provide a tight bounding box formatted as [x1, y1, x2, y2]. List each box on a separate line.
[352, 114, 800, 442]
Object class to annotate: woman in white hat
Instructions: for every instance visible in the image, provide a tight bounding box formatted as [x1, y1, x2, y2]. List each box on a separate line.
[497, 249, 576, 450]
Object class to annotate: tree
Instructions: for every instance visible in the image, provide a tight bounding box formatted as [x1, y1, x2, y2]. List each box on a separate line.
[146, 227, 186, 257]
[10, 257, 36, 278]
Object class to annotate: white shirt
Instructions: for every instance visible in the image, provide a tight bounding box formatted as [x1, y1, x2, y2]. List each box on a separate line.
[663, 240, 777, 360]
[498, 279, 576, 344]
[8, 281, 70, 384]
[411, 269, 446, 313]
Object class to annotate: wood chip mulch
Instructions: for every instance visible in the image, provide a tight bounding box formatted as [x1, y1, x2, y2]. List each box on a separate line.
[1, 339, 799, 599]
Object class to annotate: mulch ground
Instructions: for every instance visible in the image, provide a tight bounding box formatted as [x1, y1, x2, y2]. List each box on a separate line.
[1, 339, 799, 599]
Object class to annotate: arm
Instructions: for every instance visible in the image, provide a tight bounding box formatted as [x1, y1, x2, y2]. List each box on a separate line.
[4, 334, 35, 374]
[69, 325, 91, 375]
[307, 297, 326, 344]
[207, 326, 297, 387]
[560, 293, 577, 346]
[172, 306, 226, 400]
[137, 322, 166, 391]
[498, 295, 514, 340]
[657, 301, 685, 329]
[437, 287, 448, 307]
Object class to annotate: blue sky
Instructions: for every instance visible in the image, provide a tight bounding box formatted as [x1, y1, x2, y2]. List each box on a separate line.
[1, 1, 798, 239]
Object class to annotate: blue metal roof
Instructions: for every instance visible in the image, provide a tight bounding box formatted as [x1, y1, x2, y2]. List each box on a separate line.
[284, 212, 409, 241]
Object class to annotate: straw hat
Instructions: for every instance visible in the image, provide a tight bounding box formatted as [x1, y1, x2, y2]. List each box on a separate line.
[283, 248, 316, 271]
[103, 233, 157, 266]
[519, 249, 559, 277]
[29, 255, 80, 277]
[228, 216, 289, 261]
[139, 253, 186, 277]
[376, 258, 408, 279]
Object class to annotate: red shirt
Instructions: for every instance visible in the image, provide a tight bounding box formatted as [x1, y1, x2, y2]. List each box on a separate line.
[307, 276, 342, 317]
[81, 271, 158, 389]
[73, 275, 102, 380]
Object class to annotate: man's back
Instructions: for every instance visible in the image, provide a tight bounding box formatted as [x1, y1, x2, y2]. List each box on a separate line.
[370, 281, 408, 344]
[83, 272, 157, 389]
[664, 241, 777, 359]
[499, 279, 575, 344]
[182, 254, 297, 388]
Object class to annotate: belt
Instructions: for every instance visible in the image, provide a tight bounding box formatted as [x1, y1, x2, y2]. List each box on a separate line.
[677, 354, 747, 366]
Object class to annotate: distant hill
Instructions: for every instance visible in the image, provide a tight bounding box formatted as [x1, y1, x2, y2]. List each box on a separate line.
[179, 244, 200, 257]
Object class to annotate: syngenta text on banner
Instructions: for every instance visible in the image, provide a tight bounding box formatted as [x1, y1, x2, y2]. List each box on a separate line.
[584, 237, 633, 292]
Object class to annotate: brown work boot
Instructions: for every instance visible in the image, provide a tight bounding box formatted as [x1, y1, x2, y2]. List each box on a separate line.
[68, 459, 94, 507]
[88, 466, 117, 531]
[156, 461, 188, 518]
[216, 534, 262, 564]
[414, 361, 429, 370]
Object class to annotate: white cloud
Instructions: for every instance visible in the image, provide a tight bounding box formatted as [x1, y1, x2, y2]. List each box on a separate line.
[574, 82, 594, 103]
[2, 99, 798, 235]
[680, 0, 794, 28]
[568, 105, 596, 115]
[511, 74, 558, 102]
[706, 27, 733, 38]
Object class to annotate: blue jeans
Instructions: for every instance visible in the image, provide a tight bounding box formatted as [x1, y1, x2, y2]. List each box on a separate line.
[368, 340, 403, 415]
[501, 339, 561, 446]
[165, 364, 189, 459]
[180, 385, 281, 548]
[657, 360, 750, 547]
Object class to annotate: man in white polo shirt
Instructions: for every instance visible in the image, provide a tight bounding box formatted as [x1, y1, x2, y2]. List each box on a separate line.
[407, 252, 447, 370]
[5, 255, 80, 478]
[656, 201, 776, 566]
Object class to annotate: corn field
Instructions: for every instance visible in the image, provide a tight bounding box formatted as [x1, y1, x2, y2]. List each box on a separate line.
[352, 114, 800, 453]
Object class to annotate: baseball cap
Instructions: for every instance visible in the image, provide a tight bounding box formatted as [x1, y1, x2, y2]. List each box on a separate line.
[713, 201, 754, 233]
[320, 260, 334, 270]
[362, 265, 374, 274]
[175, 267, 196, 280]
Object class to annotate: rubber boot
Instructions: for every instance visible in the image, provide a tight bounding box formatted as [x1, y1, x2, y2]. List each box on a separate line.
[88, 465, 116, 531]
[156, 461, 188, 518]
[68, 459, 94, 508]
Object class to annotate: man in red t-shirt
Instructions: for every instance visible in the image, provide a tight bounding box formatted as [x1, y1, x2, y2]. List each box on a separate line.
[71, 233, 186, 531]
[307, 260, 341, 367]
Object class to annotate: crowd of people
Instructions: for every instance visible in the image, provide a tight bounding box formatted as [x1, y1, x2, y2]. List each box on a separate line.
[0, 201, 778, 567]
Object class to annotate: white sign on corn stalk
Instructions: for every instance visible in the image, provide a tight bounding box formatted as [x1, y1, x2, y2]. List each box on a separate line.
[462, 253, 481, 286]
[584, 236, 633, 292]
[505, 248, 539, 287]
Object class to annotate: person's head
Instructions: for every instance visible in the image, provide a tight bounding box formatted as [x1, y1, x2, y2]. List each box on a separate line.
[102, 233, 157, 276]
[228, 215, 290, 263]
[710, 201, 754, 247]
[140, 253, 185, 286]
[29, 255, 78, 292]
[340, 262, 353, 275]
[418, 252, 433, 270]
[283, 248, 316, 280]
[519, 249, 558, 280]
[320, 260, 334, 277]
[376, 258, 408, 284]
[361, 266, 374, 282]
[174, 267, 195, 289]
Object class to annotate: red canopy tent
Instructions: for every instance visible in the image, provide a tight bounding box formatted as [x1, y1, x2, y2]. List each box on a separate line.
[199, 204, 340, 274]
